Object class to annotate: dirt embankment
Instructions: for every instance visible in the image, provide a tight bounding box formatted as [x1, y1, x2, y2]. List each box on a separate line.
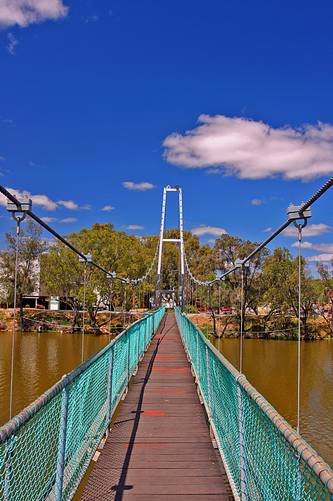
[188, 313, 333, 340]
[0, 308, 145, 334]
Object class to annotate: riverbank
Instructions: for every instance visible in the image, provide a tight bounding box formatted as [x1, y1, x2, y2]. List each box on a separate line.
[188, 313, 333, 340]
[0, 308, 145, 334]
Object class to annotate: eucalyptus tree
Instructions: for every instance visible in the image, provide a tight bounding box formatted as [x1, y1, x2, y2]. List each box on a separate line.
[0, 219, 46, 327]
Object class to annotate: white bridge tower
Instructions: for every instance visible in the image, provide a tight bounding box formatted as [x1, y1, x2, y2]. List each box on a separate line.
[156, 185, 185, 307]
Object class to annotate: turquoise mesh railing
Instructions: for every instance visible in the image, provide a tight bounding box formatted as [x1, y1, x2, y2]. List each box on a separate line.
[175, 308, 333, 501]
[0, 307, 165, 501]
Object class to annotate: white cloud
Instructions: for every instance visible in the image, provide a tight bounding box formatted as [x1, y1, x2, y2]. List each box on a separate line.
[251, 198, 264, 206]
[125, 224, 144, 230]
[60, 217, 77, 223]
[6, 33, 18, 55]
[291, 241, 333, 252]
[0, 188, 88, 213]
[0, 187, 57, 210]
[191, 225, 228, 237]
[283, 223, 332, 238]
[0, 0, 68, 28]
[307, 253, 333, 263]
[163, 114, 333, 180]
[122, 181, 155, 191]
[41, 216, 57, 223]
[264, 227, 272, 233]
[58, 200, 79, 210]
[101, 205, 114, 212]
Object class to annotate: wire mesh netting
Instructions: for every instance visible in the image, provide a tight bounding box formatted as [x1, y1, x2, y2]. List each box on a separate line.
[175, 308, 333, 501]
[0, 307, 165, 501]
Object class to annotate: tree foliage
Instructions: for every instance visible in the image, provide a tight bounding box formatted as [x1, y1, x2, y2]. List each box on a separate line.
[1, 217, 331, 338]
[0, 219, 46, 306]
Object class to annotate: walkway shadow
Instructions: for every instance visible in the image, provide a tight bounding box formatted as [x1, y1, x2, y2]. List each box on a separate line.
[112, 314, 171, 500]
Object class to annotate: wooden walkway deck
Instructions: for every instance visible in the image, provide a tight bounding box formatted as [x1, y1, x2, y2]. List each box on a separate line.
[81, 312, 232, 500]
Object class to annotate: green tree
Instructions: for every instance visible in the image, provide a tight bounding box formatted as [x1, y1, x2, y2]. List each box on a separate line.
[0, 219, 46, 326]
[262, 248, 317, 339]
[40, 223, 158, 331]
[316, 261, 333, 334]
[214, 234, 269, 332]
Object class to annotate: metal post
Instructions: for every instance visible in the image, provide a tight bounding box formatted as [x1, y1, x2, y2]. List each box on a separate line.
[196, 329, 199, 376]
[156, 187, 167, 305]
[144, 316, 148, 350]
[55, 385, 69, 501]
[206, 345, 212, 416]
[237, 384, 247, 500]
[136, 323, 140, 369]
[127, 330, 131, 383]
[107, 346, 114, 423]
[178, 187, 185, 308]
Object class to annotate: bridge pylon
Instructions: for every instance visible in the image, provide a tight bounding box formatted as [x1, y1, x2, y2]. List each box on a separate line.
[156, 185, 185, 308]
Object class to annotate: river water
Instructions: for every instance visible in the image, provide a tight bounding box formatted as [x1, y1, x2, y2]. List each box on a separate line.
[0, 331, 332, 468]
[0, 331, 109, 426]
[212, 336, 333, 467]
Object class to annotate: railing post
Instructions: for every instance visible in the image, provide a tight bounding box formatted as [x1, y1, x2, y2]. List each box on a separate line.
[107, 346, 114, 424]
[55, 385, 69, 501]
[237, 384, 247, 500]
[196, 329, 199, 376]
[127, 330, 131, 383]
[137, 323, 140, 362]
[144, 316, 148, 350]
[206, 345, 212, 416]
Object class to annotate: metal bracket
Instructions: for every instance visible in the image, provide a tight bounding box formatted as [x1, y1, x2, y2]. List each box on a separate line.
[7, 200, 32, 213]
[235, 259, 250, 269]
[287, 204, 312, 221]
[107, 272, 117, 280]
[79, 253, 93, 263]
[7, 199, 32, 233]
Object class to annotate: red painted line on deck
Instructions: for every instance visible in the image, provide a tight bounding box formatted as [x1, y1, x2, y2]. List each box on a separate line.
[143, 410, 166, 416]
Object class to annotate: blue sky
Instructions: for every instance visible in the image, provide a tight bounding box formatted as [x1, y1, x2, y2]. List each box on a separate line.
[0, 0, 333, 266]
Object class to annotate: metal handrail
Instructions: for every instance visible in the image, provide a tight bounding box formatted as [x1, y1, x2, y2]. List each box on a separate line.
[175, 308, 333, 498]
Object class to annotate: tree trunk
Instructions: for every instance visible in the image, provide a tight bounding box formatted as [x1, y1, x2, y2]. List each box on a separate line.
[71, 304, 80, 333]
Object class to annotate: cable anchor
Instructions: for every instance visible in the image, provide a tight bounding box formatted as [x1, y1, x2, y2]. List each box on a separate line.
[7, 200, 32, 234]
[287, 203, 311, 241]
[79, 253, 93, 263]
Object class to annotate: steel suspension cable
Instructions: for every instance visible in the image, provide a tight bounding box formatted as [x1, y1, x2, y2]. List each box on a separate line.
[9, 220, 21, 420]
[81, 261, 87, 363]
[295, 223, 305, 434]
[239, 266, 245, 374]
[185, 176, 333, 287]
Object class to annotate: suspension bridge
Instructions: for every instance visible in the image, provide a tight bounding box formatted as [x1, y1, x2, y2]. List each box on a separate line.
[0, 179, 333, 500]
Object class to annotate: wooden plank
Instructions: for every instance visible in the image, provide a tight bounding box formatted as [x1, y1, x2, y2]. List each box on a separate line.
[81, 312, 233, 500]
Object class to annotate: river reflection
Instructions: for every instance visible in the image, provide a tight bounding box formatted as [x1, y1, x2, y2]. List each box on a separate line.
[212, 337, 333, 467]
[0, 331, 109, 426]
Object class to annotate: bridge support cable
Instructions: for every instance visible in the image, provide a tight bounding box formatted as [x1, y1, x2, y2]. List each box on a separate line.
[7, 207, 27, 420]
[184, 176, 333, 288]
[1, 185, 127, 283]
[294, 217, 307, 436]
[2, 186, 161, 311]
